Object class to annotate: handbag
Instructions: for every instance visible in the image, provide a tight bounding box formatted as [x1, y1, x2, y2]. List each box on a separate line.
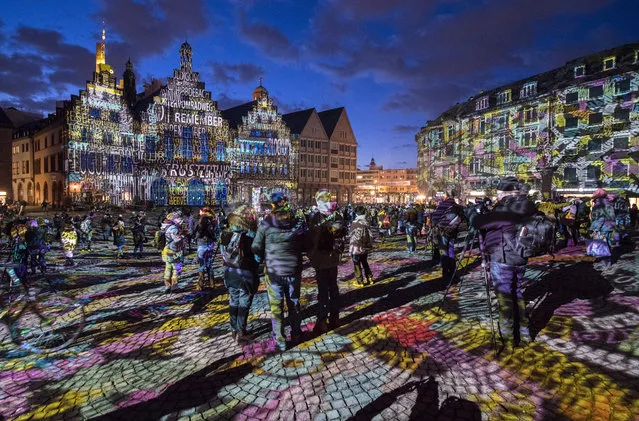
[586, 239, 611, 258]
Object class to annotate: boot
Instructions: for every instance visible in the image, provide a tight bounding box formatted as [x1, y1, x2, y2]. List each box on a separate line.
[196, 273, 204, 291]
[328, 315, 340, 330]
[313, 319, 328, 335]
[366, 276, 374, 285]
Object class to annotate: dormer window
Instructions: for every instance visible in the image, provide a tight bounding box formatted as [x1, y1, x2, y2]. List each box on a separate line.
[476, 96, 489, 111]
[496, 90, 512, 105]
[574, 65, 585, 78]
[520, 81, 537, 98]
[603, 56, 616, 71]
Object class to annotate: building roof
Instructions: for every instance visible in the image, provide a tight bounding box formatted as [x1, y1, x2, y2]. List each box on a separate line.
[221, 101, 256, 129]
[0, 107, 42, 128]
[318, 107, 344, 138]
[282, 108, 315, 135]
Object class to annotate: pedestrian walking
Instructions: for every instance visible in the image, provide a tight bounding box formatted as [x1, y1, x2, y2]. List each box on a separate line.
[132, 219, 145, 259]
[252, 193, 306, 351]
[307, 189, 347, 334]
[160, 212, 185, 293]
[60, 220, 78, 266]
[112, 215, 126, 259]
[220, 205, 260, 344]
[79, 214, 93, 251]
[193, 207, 218, 290]
[349, 205, 374, 286]
[101, 212, 113, 241]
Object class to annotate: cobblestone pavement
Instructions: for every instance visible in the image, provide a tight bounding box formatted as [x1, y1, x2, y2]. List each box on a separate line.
[0, 226, 638, 421]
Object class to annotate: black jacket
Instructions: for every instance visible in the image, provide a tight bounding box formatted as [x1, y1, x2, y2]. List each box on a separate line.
[472, 195, 537, 266]
[306, 211, 347, 269]
[251, 210, 306, 276]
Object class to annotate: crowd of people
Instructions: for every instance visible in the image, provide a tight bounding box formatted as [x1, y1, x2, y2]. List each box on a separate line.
[0, 181, 636, 350]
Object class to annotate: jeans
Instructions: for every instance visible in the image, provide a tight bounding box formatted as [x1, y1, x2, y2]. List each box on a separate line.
[490, 261, 528, 340]
[228, 286, 254, 333]
[265, 272, 302, 343]
[406, 224, 417, 252]
[438, 235, 456, 280]
[134, 243, 144, 256]
[315, 267, 339, 324]
[103, 226, 111, 240]
[351, 253, 372, 282]
[197, 244, 214, 274]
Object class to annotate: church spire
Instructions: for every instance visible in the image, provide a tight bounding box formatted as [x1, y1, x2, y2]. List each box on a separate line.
[95, 20, 106, 73]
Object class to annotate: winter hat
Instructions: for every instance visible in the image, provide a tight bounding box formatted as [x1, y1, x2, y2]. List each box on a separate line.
[166, 212, 182, 223]
[199, 207, 214, 218]
[496, 177, 521, 192]
[592, 188, 607, 199]
[315, 189, 332, 204]
[270, 192, 289, 211]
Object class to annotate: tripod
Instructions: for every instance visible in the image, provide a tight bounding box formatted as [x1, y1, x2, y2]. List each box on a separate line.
[437, 228, 498, 350]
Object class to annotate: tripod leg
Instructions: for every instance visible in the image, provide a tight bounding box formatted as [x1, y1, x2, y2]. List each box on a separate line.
[437, 230, 476, 311]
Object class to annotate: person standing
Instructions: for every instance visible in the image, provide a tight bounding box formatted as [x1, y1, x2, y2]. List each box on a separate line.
[221, 205, 260, 344]
[589, 189, 617, 270]
[60, 220, 78, 266]
[193, 207, 218, 290]
[307, 189, 347, 334]
[112, 215, 126, 259]
[430, 190, 464, 282]
[349, 205, 374, 286]
[252, 193, 306, 351]
[160, 212, 185, 293]
[80, 214, 93, 251]
[630, 203, 638, 229]
[101, 212, 113, 241]
[131, 218, 146, 259]
[472, 177, 537, 347]
[404, 202, 418, 253]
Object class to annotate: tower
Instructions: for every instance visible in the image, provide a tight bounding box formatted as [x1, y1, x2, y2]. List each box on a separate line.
[123, 58, 137, 106]
[369, 157, 377, 170]
[179, 41, 192, 72]
[252, 77, 268, 101]
[95, 27, 106, 73]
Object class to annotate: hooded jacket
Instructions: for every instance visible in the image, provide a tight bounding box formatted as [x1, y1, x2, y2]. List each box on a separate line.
[472, 194, 537, 266]
[306, 211, 346, 269]
[349, 215, 373, 255]
[251, 209, 305, 276]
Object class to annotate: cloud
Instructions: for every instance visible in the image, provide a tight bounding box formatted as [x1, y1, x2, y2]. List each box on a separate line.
[238, 11, 300, 60]
[393, 125, 421, 135]
[217, 92, 249, 110]
[271, 96, 312, 114]
[211, 62, 265, 85]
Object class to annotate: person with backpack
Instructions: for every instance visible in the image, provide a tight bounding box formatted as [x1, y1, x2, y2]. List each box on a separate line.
[112, 215, 126, 259]
[588, 189, 616, 270]
[307, 189, 347, 334]
[131, 218, 146, 259]
[471, 177, 537, 347]
[430, 190, 464, 282]
[193, 207, 218, 290]
[252, 193, 306, 351]
[349, 205, 374, 286]
[160, 212, 185, 293]
[221, 205, 260, 344]
[79, 214, 93, 252]
[404, 202, 418, 253]
[60, 219, 78, 266]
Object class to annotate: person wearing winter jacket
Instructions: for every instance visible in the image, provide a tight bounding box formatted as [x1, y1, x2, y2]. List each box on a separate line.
[112, 216, 126, 259]
[80, 215, 93, 251]
[404, 202, 418, 253]
[252, 193, 306, 351]
[160, 212, 185, 293]
[306, 189, 347, 334]
[101, 212, 113, 241]
[589, 189, 617, 269]
[430, 190, 464, 282]
[131, 219, 146, 259]
[349, 206, 374, 286]
[221, 205, 260, 344]
[60, 220, 78, 266]
[193, 207, 218, 290]
[472, 177, 537, 347]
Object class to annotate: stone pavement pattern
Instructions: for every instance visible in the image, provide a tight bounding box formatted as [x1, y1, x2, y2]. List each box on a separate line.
[0, 226, 638, 421]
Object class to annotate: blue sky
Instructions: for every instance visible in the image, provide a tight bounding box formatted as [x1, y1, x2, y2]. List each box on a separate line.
[1, 0, 639, 169]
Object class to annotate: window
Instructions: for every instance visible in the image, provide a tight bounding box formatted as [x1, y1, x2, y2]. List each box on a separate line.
[612, 162, 628, 176]
[588, 138, 602, 152]
[470, 158, 484, 174]
[614, 107, 630, 121]
[476, 96, 489, 111]
[51, 132, 55, 145]
[522, 129, 537, 147]
[12, 162, 19, 175]
[497, 90, 512, 105]
[566, 92, 579, 104]
[498, 135, 508, 150]
[603, 56, 616, 71]
[520, 81, 537, 98]
[589, 85, 604, 98]
[44, 156, 49, 173]
[429, 128, 443, 142]
[44, 136, 48, 148]
[50, 155, 56, 172]
[479, 118, 486, 134]
[564, 167, 577, 181]
[109, 111, 119, 122]
[574, 65, 585, 78]
[200, 133, 209, 162]
[103, 132, 114, 145]
[586, 165, 601, 180]
[589, 113, 603, 125]
[614, 136, 629, 149]
[89, 108, 101, 119]
[615, 79, 630, 95]
[524, 107, 538, 123]
[25, 143, 28, 152]
[494, 114, 507, 130]
[448, 125, 456, 139]
[565, 116, 579, 129]
[181, 127, 193, 159]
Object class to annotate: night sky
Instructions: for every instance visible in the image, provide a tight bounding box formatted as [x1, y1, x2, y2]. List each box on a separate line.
[1, 0, 639, 169]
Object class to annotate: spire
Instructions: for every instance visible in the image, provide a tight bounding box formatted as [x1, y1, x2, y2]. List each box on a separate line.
[95, 19, 106, 73]
[179, 41, 192, 72]
[369, 156, 377, 170]
[253, 76, 268, 101]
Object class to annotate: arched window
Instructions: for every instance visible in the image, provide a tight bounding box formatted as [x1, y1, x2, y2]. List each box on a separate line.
[36, 183, 41, 203]
[216, 142, 225, 161]
[27, 182, 34, 204]
[215, 181, 227, 204]
[43, 182, 49, 202]
[200, 133, 209, 163]
[187, 179, 205, 206]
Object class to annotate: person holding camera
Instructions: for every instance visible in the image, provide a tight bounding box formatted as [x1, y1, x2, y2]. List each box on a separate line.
[430, 190, 464, 282]
[471, 177, 537, 347]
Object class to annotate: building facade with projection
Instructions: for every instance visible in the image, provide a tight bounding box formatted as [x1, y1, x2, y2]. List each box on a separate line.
[222, 83, 296, 210]
[415, 42, 639, 200]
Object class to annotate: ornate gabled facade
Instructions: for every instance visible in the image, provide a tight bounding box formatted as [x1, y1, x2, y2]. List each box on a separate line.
[416, 42, 639, 200]
[222, 82, 296, 210]
[137, 41, 231, 207]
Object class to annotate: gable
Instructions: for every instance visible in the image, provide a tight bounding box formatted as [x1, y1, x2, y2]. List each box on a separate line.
[300, 110, 328, 139]
[328, 108, 356, 145]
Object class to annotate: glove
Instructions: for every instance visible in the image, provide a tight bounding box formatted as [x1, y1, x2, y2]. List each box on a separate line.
[254, 255, 262, 263]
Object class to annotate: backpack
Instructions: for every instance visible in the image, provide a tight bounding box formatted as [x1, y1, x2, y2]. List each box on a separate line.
[576, 201, 589, 219]
[510, 214, 556, 258]
[436, 205, 462, 236]
[381, 215, 391, 229]
[154, 230, 166, 251]
[221, 232, 243, 268]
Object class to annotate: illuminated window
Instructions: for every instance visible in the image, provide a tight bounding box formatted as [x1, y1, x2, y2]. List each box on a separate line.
[181, 127, 193, 160]
[476, 96, 489, 110]
[164, 131, 173, 160]
[498, 135, 508, 150]
[522, 129, 537, 148]
[496, 90, 511, 105]
[524, 107, 538, 123]
[603, 56, 616, 71]
[520, 81, 537, 98]
[470, 158, 483, 174]
[574, 65, 585, 78]
[448, 125, 456, 138]
[200, 133, 209, 162]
